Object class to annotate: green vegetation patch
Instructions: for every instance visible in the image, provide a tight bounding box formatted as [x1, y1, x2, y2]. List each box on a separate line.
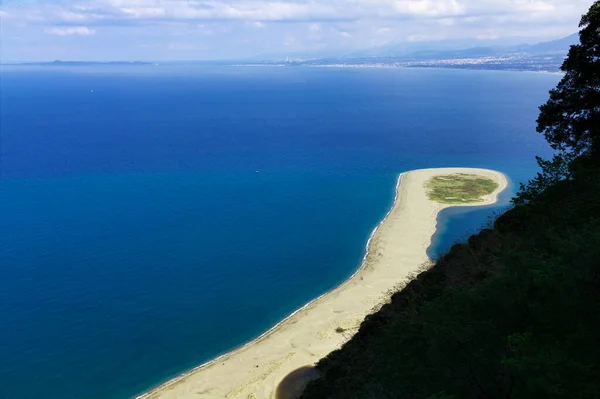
[425, 173, 499, 204]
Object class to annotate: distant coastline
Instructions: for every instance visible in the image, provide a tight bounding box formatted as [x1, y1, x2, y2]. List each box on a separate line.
[2, 61, 564, 74]
[136, 167, 507, 399]
[3, 32, 574, 74]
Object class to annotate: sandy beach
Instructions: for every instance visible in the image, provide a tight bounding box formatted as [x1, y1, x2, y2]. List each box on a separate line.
[137, 167, 508, 399]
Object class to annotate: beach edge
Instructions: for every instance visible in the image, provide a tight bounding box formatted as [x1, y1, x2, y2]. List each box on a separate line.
[135, 167, 508, 399]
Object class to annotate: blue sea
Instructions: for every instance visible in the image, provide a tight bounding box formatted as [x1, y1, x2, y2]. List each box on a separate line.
[0, 65, 557, 399]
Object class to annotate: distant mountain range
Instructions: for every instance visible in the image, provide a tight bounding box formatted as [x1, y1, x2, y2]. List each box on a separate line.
[341, 33, 579, 60]
[4, 33, 578, 73]
[266, 33, 579, 72]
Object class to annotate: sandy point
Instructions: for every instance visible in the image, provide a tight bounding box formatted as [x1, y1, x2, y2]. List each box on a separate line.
[136, 167, 508, 399]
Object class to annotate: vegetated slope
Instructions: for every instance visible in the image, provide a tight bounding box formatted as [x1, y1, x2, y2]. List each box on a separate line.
[301, 170, 600, 399]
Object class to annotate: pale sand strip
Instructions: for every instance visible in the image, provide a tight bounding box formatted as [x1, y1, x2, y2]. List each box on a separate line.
[136, 167, 508, 399]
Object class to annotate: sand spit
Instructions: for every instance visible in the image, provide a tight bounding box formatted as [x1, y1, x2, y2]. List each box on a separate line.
[137, 168, 508, 399]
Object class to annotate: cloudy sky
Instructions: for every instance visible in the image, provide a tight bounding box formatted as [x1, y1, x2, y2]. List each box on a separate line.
[0, 0, 592, 61]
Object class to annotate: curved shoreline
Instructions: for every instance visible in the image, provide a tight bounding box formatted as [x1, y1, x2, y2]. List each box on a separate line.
[135, 174, 406, 399]
[137, 167, 507, 399]
[427, 175, 513, 260]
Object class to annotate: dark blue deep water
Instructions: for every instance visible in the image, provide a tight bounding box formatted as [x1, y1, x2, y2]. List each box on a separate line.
[0, 66, 557, 399]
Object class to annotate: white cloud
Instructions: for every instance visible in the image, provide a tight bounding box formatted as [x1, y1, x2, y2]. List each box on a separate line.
[79, 0, 337, 22]
[0, 0, 593, 61]
[46, 26, 96, 36]
[383, 0, 466, 17]
[6, 0, 592, 26]
[120, 6, 166, 18]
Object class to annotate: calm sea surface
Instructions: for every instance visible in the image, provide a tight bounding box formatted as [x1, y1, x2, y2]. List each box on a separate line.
[0, 66, 557, 399]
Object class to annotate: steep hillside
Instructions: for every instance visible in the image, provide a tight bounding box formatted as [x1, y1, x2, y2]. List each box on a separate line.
[301, 170, 600, 399]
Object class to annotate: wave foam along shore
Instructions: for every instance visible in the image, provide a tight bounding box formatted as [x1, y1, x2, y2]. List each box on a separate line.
[137, 167, 508, 399]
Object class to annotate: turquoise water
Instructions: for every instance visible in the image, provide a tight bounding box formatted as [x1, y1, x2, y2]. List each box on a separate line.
[0, 66, 557, 399]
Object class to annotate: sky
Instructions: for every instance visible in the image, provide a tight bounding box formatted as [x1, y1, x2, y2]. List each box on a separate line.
[0, 0, 593, 61]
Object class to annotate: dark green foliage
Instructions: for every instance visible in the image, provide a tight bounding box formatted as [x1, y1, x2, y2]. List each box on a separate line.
[512, 154, 573, 204]
[301, 172, 600, 399]
[515, 1, 600, 203]
[537, 1, 600, 160]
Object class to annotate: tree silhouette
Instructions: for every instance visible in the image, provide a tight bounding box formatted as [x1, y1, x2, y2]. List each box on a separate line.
[514, 1, 600, 203]
[537, 1, 600, 163]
